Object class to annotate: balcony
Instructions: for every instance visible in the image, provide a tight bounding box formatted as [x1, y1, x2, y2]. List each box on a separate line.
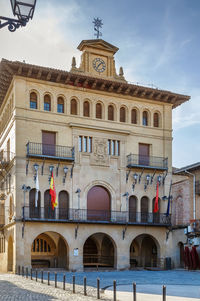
[127, 154, 168, 170]
[22, 207, 171, 226]
[26, 142, 75, 161]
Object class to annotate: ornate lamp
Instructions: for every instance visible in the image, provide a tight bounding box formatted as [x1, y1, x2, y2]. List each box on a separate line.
[0, 0, 37, 32]
[63, 166, 68, 184]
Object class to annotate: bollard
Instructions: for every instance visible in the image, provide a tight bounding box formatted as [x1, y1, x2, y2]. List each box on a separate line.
[97, 278, 100, 299]
[73, 275, 75, 293]
[36, 269, 38, 282]
[133, 282, 136, 301]
[55, 272, 57, 288]
[84, 276, 87, 296]
[113, 280, 116, 301]
[26, 267, 28, 279]
[22, 266, 24, 277]
[18, 266, 20, 275]
[163, 285, 166, 301]
[48, 271, 50, 286]
[30, 269, 32, 280]
[41, 270, 43, 284]
[63, 274, 66, 290]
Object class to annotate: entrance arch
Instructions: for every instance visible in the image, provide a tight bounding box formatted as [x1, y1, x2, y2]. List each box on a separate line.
[31, 232, 68, 269]
[83, 233, 116, 268]
[7, 236, 13, 271]
[87, 186, 111, 221]
[130, 234, 160, 268]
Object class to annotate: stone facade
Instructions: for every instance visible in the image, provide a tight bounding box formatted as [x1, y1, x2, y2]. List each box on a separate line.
[0, 39, 190, 272]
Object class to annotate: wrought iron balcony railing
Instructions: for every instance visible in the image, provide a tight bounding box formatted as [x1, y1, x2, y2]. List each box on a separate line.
[22, 207, 171, 226]
[127, 154, 168, 170]
[26, 142, 75, 161]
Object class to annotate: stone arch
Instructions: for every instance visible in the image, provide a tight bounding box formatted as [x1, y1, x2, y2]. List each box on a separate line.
[70, 96, 79, 115]
[43, 93, 52, 111]
[130, 233, 160, 268]
[57, 96, 65, 113]
[120, 105, 128, 122]
[83, 99, 91, 117]
[131, 107, 139, 124]
[31, 232, 68, 269]
[142, 109, 151, 126]
[29, 90, 38, 109]
[95, 101, 105, 119]
[7, 236, 13, 271]
[83, 232, 117, 268]
[87, 185, 111, 221]
[108, 103, 117, 121]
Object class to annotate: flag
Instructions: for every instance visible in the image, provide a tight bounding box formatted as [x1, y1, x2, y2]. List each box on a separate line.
[166, 180, 172, 216]
[35, 169, 39, 207]
[153, 182, 159, 213]
[49, 171, 58, 210]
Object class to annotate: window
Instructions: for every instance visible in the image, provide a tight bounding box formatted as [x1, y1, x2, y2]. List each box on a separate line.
[120, 107, 126, 122]
[83, 101, 90, 117]
[139, 143, 150, 166]
[79, 136, 92, 153]
[153, 112, 159, 127]
[30, 92, 37, 109]
[131, 109, 137, 124]
[108, 105, 114, 121]
[142, 111, 148, 126]
[108, 140, 120, 156]
[32, 238, 51, 253]
[57, 97, 64, 113]
[44, 94, 51, 111]
[96, 103, 102, 119]
[71, 99, 77, 115]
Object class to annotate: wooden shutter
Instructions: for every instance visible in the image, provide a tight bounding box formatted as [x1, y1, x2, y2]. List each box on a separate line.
[87, 186, 110, 220]
[154, 113, 159, 127]
[71, 99, 77, 115]
[108, 105, 114, 121]
[59, 191, 69, 219]
[139, 143, 149, 166]
[131, 109, 137, 124]
[141, 196, 148, 222]
[42, 131, 56, 156]
[96, 103, 102, 119]
[120, 107, 125, 122]
[83, 101, 90, 117]
[129, 196, 137, 222]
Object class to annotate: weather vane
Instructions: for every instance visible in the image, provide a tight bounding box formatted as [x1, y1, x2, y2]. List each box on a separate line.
[93, 17, 103, 39]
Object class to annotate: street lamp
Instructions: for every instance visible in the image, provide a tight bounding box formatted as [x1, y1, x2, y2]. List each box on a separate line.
[0, 0, 37, 32]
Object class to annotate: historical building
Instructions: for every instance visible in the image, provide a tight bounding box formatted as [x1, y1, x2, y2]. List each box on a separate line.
[172, 163, 200, 268]
[0, 38, 190, 272]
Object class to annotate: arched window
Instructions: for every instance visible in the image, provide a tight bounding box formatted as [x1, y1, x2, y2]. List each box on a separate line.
[131, 109, 137, 124]
[120, 107, 126, 122]
[59, 191, 69, 220]
[44, 94, 51, 111]
[30, 92, 37, 109]
[57, 97, 64, 113]
[141, 196, 149, 222]
[96, 103, 102, 119]
[129, 196, 137, 222]
[142, 111, 148, 126]
[108, 105, 114, 121]
[29, 189, 41, 218]
[71, 99, 77, 115]
[83, 101, 90, 117]
[44, 189, 55, 219]
[153, 112, 159, 127]
[152, 197, 161, 223]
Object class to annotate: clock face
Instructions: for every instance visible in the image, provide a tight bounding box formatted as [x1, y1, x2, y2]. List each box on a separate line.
[93, 58, 106, 73]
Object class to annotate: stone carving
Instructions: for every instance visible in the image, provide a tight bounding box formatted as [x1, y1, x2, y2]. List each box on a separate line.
[90, 138, 109, 166]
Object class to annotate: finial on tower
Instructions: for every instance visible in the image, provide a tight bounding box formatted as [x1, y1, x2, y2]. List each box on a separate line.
[93, 17, 103, 39]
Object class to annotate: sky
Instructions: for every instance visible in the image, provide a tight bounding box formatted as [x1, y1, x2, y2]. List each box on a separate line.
[0, 0, 199, 168]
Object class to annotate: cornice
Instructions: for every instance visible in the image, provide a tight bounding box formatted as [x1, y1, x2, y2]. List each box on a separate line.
[0, 59, 190, 110]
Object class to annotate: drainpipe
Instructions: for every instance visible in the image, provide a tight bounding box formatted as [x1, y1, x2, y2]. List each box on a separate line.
[184, 170, 196, 220]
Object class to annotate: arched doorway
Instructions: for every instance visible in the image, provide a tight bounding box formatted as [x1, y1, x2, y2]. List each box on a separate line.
[152, 197, 161, 223]
[8, 236, 13, 271]
[129, 195, 137, 222]
[130, 234, 160, 268]
[83, 233, 116, 268]
[44, 189, 55, 219]
[29, 189, 41, 218]
[87, 186, 111, 221]
[31, 232, 68, 269]
[141, 196, 149, 222]
[59, 190, 69, 220]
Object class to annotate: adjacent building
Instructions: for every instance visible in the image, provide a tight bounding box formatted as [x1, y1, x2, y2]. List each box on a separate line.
[0, 39, 190, 272]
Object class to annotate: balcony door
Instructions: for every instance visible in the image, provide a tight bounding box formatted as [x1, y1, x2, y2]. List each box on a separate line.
[87, 186, 111, 221]
[42, 131, 56, 156]
[139, 143, 149, 166]
[129, 196, 137, 222]
[141, 196, 149, 222]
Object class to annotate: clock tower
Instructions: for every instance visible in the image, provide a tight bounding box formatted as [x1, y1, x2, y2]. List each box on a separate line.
[70, 39, 126, 82]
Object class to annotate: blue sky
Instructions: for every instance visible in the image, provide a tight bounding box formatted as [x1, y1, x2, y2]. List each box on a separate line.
[0, 0, 199, 168]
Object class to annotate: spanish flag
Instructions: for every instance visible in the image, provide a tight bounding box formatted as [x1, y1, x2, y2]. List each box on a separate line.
[153, 182, 159, 213]
[49, 171, 58, 210]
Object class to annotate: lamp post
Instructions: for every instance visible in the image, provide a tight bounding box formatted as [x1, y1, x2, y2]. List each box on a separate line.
[0, 0, 37, 32]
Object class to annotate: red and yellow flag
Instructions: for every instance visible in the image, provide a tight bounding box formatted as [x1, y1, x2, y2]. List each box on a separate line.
[49, 171, 57, 210]
[153, 182, 159, 213]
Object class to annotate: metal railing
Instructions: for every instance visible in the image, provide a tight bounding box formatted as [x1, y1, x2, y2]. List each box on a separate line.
[0, 151, 15, 167]
[83, 254, 114, 266]
[127, 154, 168, 170]
[22, 207, 171, 226]
[26, 142, 75, 161]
